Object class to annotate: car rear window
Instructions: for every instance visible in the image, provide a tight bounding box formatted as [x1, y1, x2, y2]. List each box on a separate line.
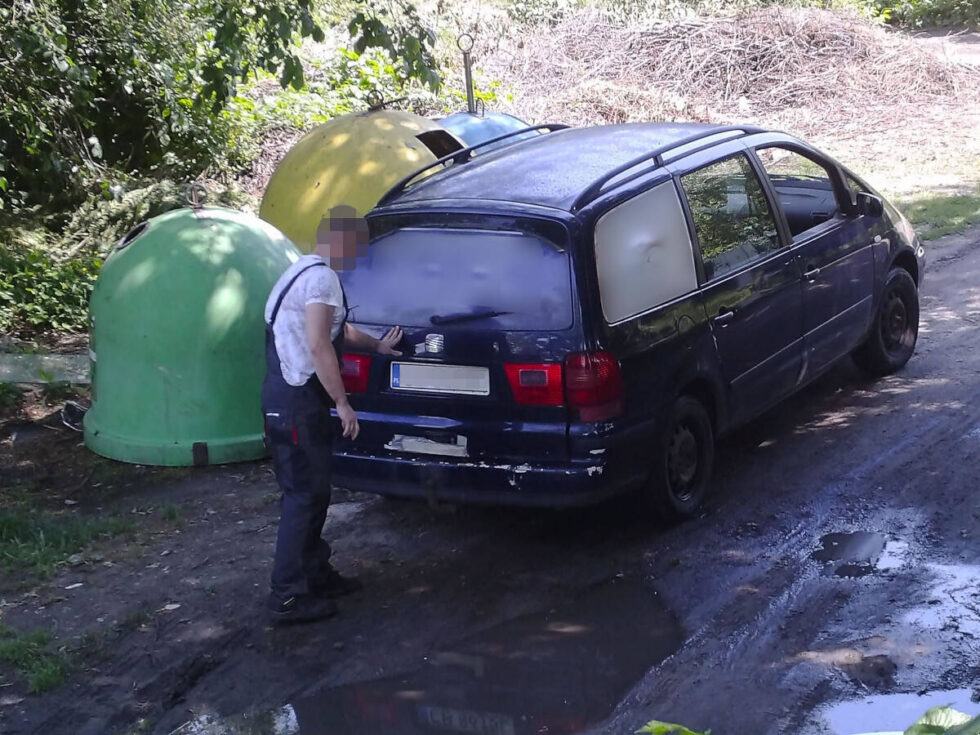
[341, 227, 574, 331]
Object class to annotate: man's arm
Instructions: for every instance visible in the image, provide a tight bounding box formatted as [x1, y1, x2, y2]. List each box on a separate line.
[344, 323, 403, 355]
[305, 303, 359, 439]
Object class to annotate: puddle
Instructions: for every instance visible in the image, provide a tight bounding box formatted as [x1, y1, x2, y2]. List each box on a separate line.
[172, 579, 684, 735]
[821, 688, 978, 734]
[811, 532, 906, 578]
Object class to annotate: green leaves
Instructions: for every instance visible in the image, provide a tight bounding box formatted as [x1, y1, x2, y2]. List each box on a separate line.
[871, 0, 980, 28]
[280, 54, 306, 91]
[0, 242, 101, 334]
[348, 1, 441, 92]
[904, 706, 980, 735]
[1, 0, 441, 215]
[638, 721, 710, 735]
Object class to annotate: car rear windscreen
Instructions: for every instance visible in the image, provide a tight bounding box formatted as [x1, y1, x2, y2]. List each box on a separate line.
[341, 227, 574, 331]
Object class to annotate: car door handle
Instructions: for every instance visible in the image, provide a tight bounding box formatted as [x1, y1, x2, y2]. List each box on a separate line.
[804, 267, 821, 282]
[712, 309, 736, 326]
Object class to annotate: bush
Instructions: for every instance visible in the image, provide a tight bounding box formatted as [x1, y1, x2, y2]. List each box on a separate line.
[0, 180, 252, 336]
[0, 1, 257, 213]
[0, 0, 440, 216]
[873, 0, 980, 27]
[61, 180, 256, 256]
[0, 244, 100, 335]
[0, 383, 26, 414]
[252, 46, 411, 132]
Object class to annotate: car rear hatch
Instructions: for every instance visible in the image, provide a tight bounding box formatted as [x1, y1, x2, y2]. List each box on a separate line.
[338, 214, 580, 464]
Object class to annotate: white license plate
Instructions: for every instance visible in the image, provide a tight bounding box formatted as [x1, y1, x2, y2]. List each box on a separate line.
[390, 363, 490, 396]
[416, 705, 516, 735]
[385, 434, 469, 458]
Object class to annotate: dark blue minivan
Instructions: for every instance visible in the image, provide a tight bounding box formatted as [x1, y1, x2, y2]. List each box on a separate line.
[332, 123, 925, 519]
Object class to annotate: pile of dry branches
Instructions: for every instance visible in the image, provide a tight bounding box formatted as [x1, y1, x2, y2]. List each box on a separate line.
[483, 7, 980, 129]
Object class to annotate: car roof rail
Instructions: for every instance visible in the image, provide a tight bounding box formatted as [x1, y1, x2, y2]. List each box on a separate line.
[571, 125, 765, 212]
[377, 123, 570, 206]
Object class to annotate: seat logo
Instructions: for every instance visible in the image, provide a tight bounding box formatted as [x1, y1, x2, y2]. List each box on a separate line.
[417, 334, 444, 355]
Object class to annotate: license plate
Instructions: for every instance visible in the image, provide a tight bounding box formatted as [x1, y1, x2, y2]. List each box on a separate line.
[416, 705, 516, 735]
[385, 434, 469, 458]
[390, 363, 490, 396]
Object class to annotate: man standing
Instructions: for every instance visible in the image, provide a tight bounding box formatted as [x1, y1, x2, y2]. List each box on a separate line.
[262, 207, 402, 624]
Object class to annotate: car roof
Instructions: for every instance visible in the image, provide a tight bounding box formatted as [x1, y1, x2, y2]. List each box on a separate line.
[386, 123, 756, 212]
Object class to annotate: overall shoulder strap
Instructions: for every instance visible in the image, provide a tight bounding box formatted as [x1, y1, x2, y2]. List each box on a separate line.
[333, 280, 350, 349]
[340, 280, 348, 326]
[267, 262, 328, 328]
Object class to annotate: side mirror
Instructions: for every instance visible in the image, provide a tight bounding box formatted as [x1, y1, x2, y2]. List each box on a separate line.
[856, 191, 884, 218]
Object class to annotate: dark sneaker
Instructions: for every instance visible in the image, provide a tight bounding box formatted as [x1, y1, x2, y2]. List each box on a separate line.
[268, 594, 338, 625]
[311, 568, 364, 599]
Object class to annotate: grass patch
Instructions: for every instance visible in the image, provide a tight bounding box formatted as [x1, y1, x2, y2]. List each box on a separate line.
[0, 624, 71, 693]
[0, 508, 132, 578]
[39, 381, 85, 406]
[897, 186, 980, 241]
[0, 383, 25, 414]
[160, 502, 181, 524]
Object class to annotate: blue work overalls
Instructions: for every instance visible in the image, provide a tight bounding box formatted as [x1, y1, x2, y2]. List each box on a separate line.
[262, 262, 347, 604]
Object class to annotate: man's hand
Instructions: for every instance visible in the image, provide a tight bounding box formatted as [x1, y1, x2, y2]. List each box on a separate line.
[336, 401, 360, 440]
[378, 326, 404, 356]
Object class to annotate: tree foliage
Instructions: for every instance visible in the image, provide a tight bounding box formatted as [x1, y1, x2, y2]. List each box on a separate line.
[872, 0, 980, 27]
[0, 0, 440, 214]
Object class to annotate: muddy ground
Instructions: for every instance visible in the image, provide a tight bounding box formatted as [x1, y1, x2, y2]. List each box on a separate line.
[2, 225, 980, 735]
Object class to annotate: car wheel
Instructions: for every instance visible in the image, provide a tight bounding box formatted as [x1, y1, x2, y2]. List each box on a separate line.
[646, 395, 714, 521]
[853, 267, 919, 376]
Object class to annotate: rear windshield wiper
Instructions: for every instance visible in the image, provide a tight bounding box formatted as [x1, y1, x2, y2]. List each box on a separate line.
[430, 310, 512, 325]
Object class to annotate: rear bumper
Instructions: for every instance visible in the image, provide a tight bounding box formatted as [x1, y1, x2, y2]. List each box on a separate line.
[331, 448, 643, 508]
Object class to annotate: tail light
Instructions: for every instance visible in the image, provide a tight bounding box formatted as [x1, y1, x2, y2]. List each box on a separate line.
[505, 363, 564, 406]
[564, 350, 623, 422]
[341, 353, 371, 394]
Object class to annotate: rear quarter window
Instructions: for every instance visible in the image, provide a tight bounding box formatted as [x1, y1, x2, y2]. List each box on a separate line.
[594, 180, 698, 324]
[341, 227, 574, 331]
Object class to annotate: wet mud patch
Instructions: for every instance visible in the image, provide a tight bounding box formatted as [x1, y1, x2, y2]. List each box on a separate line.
[811, 532, 907, 578]
[838, 653, 898, 690]
[903, 562, 980, 637]
[172, 577, 684, 735]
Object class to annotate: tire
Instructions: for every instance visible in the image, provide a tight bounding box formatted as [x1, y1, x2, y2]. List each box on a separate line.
[645, 395, 714, 522]
[853, 267, 919, 377]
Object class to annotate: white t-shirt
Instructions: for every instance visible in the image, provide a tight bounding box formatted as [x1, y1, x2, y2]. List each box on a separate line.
[264, 255, 347, 387]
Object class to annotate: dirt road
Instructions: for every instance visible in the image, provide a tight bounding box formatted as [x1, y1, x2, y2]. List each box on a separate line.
[4, 226, 980, 735]
[917, 28, 980, 66]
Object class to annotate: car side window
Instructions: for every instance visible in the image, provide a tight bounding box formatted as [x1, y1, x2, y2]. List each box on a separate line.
[594, 180, 698, 323]
[756, 147, 842, 239]
[682, 154, 781, 281]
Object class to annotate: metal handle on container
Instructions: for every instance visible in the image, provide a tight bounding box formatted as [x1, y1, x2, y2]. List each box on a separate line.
[458, 33, 476, 114]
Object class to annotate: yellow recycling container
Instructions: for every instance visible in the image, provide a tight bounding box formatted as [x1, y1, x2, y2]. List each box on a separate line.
[260, 109, 464, 253]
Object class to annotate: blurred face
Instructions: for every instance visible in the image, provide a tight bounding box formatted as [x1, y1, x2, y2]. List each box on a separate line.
[316, 215, 369, 270]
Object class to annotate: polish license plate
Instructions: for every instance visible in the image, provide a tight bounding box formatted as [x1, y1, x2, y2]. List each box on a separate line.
[390, 363, 490, 396]
[416, 705, 516, 735]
